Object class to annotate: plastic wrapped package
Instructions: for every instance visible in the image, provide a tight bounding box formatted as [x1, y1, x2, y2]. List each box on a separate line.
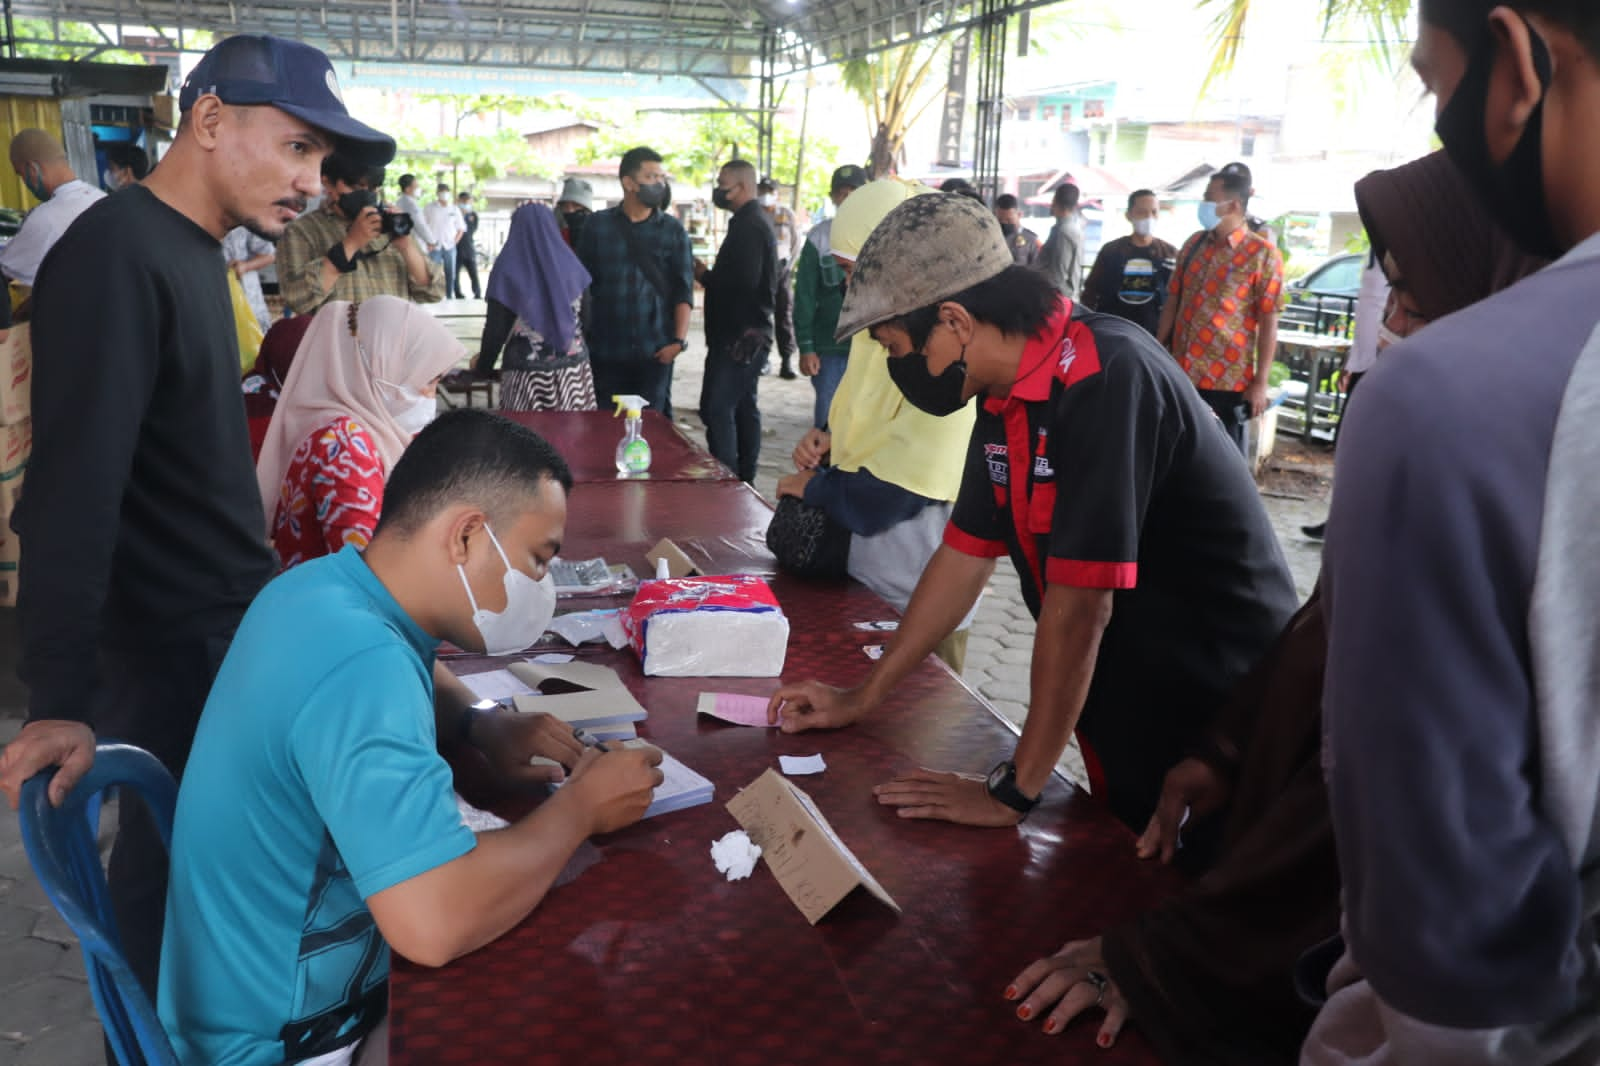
[623, 575, 789, 677]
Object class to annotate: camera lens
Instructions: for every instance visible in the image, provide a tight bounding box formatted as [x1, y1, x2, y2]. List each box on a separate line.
[382, 211, 414, 238]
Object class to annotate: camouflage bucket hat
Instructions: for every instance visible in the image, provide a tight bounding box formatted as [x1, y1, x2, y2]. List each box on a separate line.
[834, 192, 1013, 341]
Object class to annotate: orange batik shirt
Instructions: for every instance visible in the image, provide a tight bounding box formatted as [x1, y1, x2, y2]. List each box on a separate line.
[1169, 227, 1284, 392]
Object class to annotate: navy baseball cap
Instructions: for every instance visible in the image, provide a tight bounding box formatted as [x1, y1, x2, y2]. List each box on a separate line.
[179, 35, 396, 165]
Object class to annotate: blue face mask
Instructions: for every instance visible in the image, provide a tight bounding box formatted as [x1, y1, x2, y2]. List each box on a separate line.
[1197, 201, 1221, 230]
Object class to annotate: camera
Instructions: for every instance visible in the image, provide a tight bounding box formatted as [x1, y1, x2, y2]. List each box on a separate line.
[337, 188, 413, 238]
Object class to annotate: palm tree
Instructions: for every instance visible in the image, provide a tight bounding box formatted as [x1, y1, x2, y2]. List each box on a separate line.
[1197, 0, 1414, 90]
[841, 41, 951, 178]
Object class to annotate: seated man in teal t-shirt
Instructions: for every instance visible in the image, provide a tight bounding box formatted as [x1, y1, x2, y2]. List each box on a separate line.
[158, 409, 664, 1066]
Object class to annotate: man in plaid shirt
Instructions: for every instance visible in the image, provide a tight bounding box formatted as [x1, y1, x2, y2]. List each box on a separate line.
[278, 150, 443, 315]
[576, 146, 694, 415]
[1157, 164, 1284, 456]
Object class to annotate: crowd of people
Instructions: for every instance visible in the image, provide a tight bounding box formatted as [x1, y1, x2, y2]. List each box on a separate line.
[0, 1, 1596, 1063]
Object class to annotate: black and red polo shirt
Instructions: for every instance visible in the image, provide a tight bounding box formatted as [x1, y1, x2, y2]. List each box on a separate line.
[945, 298, 1298, 830]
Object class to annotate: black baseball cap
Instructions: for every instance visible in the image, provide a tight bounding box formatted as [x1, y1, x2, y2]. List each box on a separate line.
[830, 164, 868, 192]
[179, 35, 396, 166]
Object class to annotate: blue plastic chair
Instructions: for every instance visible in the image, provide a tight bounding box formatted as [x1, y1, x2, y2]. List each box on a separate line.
[17, 743, 181, 1066]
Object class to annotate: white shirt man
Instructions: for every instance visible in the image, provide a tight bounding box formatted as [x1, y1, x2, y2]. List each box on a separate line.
[0, 179, 104, 287]
[394, 180, 438, 251]
[421, 193, 465, 253]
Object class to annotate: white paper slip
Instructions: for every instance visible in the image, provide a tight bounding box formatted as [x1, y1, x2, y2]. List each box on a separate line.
[779, 754, 827, 776]
[530, 653, 575, 664]
[458, 669, 535, 703]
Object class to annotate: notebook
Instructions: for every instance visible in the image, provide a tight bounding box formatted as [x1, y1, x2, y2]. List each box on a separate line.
[627, 740, 714, 819]
[551, 740, 713, 821]
[508, 661, 648, 730]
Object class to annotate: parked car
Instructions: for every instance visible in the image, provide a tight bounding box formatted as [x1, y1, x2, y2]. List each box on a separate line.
[1281, 251, 1364, 336]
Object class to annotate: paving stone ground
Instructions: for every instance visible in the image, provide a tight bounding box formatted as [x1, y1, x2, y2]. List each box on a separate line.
[0, 334, 1330, 1062]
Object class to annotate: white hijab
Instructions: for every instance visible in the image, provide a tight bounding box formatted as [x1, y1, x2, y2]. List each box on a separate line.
[256, 296, 465, 530]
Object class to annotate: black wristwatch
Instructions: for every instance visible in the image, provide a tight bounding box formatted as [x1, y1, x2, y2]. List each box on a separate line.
[986, 760, 1041, 817]
[458, 699, 499, 745]
[668, 337, 687, 351]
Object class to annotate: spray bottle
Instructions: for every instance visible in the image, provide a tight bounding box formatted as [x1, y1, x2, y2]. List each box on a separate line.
[613, 395, 652, 475]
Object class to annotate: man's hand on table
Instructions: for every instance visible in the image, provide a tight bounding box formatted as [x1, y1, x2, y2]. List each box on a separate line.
[1006, 936, 1131, 1047]
[565, 742, 664, 835]
[792, 428, 831, 471]
[0, 720, 97, 809]
[767, 681, 870, 733]
[873, 768, 1022, 827]
[469, 709, 584, 786]
[1135, 756, 1231, 864]
[776, 470, 816, 499]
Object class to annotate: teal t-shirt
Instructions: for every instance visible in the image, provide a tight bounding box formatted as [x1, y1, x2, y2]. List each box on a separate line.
[158, 547, 476, 1065]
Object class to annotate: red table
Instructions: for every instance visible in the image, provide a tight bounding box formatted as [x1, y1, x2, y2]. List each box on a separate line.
[389, 475, 1179, 1065]
[499, 409, 736, 483]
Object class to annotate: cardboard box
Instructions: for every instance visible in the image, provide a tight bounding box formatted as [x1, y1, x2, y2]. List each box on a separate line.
[0, 466, 23, 518]
[0, 417, 30, 471]
[0, 325, 31, 427]
[0, 522, 20, 607]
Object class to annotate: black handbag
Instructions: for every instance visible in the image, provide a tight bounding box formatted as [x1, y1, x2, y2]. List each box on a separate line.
[765, 495, 851, 579]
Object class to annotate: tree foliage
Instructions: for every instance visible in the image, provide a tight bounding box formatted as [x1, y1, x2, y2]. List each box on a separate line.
[391, 93, 571, 185]
[1195, 0, 1413, 94]
[573, 105, 841, 214]
[12, 19, 147, 64]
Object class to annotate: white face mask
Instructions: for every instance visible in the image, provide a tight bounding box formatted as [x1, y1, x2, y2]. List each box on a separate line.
[759, 193, 777, 208]
[457, 524, 557, 656]
[1131, 218, 1154, 237]
[1376, 324, 1407, 353]
[377, 380, 437, 436]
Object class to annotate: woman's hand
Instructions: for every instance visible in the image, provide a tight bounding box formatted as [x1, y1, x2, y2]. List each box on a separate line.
[792, 428, 831, 471]
[1135, 756, 1232, 864]
[1005, 937, 1132, 1048]
[776, 470, 817, 499]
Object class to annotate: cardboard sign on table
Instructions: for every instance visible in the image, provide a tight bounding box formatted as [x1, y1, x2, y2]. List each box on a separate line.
[645, 538, 701, 578]
[727, 769, 900, 925]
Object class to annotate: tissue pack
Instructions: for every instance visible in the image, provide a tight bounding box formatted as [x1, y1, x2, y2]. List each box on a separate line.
[623, 575, 789, 677]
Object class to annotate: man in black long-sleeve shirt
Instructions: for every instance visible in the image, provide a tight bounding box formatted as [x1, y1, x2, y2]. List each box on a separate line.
[695, 159, 776, 482]
[0, 34, 396, 1003]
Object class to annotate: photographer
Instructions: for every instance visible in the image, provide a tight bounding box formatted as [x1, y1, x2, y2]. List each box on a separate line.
[278, 149, 443, 314]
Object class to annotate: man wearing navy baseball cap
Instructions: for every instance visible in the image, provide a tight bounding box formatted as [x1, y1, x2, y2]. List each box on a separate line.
[0, 33, 396, 1032]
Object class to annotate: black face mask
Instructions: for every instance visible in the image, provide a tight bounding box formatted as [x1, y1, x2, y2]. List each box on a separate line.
[999, 222, 1018, 238]
[636, 181, 670, 209]
[563, 207, 591, 242]
[338, 188, 377, 220]
[712, 186, 734, 211]
[887, 344, 969, 417]
[1435, 15, 1563, 259]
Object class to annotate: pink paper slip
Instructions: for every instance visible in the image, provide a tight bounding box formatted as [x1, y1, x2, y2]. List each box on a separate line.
[696, 692, 775, 728]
